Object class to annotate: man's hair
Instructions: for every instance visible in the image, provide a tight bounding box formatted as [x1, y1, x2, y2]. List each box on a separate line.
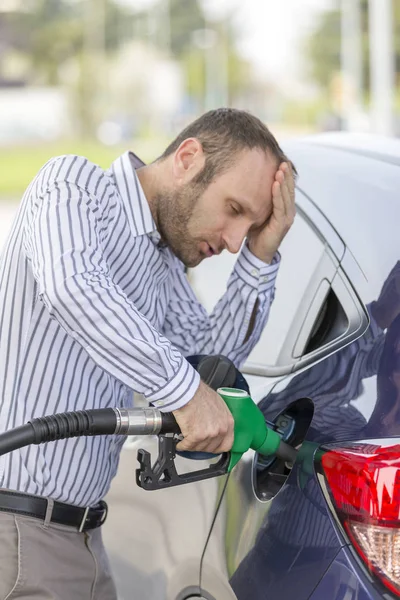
[159, 108, 297, 187]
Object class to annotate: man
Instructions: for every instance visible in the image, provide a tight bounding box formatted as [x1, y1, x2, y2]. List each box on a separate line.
[0, 108, 295, 599]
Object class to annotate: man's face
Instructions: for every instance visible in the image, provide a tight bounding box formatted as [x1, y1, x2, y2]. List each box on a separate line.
[157, 149, 277, 267]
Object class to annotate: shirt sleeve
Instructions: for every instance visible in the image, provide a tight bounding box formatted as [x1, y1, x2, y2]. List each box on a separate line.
[23, 180, 200, 412]
[162, 243, 280, 368]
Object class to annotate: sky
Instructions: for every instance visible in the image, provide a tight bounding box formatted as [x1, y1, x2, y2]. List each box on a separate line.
[117, 0, 334, 86]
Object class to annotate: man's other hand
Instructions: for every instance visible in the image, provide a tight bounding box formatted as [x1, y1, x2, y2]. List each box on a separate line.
[172, 381, 234, 453]
[247, 161, 296, 264]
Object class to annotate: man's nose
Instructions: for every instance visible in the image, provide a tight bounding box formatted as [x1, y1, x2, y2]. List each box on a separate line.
[223, 226, 248, 254]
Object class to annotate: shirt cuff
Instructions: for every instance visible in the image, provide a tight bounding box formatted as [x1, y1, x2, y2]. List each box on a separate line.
[234, 243, 281, 293]
[147, 357, 201, 412]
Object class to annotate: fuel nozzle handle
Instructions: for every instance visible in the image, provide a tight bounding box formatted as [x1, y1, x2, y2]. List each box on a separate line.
[159, 412, 181, 435]
[118, 396, 297, 470]
[157, 390, 297, 471]
[217, 387, 297, 471]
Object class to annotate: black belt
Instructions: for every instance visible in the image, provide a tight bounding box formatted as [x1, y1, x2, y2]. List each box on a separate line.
[0, 489, 108, 532]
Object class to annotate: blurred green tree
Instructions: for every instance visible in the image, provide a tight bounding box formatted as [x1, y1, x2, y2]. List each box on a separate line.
[306, 0, 400, 94]
[0, 0, 133, 135]
[169, 0, 205, 57]
[0, 0, 257, 135]
[132, 0, 252, 109]
[0, 0, 131, 86]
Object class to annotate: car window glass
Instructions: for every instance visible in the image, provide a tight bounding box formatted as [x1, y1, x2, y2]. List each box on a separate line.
[189, 213, 326, 367]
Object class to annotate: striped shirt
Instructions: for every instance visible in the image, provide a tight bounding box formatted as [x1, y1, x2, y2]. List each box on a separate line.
[0, 151, 280, 507]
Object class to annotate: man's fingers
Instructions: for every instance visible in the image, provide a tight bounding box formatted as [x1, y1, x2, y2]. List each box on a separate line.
[279, 162, 296, 223]
[173, 382, 235, 453]
[272, 181, 285, 219]
[176, 432, 226, 453]
[273, 175, 292, 220]
[177, 434, 232, 454]
[282, 179, 296, 224]
[279, 161, 295, 202]
[284, 162, 296, 199]
[280, 179, 291, 215]
[271, 166, 295, 234]
[275, 165, 285, 183]
[176, 432, 232, 454]
[248, 159, 296, 260]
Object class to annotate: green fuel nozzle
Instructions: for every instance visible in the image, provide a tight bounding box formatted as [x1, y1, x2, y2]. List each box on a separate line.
[217, 387, 297, 471]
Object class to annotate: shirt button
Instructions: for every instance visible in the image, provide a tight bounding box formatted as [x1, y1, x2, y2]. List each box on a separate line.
[262, 276, 269, 283]
[251, 269, 258, 276]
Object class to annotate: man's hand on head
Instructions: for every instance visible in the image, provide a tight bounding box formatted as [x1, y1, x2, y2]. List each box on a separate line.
[247, 162, 296, 264]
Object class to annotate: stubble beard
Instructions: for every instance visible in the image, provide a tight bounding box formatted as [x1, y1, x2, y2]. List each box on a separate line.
[155, 185, 204, 268]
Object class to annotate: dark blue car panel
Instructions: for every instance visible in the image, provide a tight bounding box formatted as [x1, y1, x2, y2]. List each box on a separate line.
[308, 546, 383, 600]
[228, 462, 342, 599]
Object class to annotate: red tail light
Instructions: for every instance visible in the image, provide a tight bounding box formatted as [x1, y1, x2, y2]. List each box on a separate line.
[321, 443, 400, 596]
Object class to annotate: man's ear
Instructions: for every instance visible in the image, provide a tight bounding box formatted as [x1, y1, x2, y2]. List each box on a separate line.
[172, 138, 205, 184]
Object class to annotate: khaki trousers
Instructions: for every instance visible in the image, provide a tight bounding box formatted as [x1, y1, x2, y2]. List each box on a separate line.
[0, 511, 118, 600]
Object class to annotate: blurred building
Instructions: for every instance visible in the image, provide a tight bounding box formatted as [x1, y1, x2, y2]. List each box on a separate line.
[0, 87, 71, 145]
[97, 41, 184, 144]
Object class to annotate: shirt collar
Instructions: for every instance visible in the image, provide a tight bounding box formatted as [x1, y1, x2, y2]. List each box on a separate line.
[110, 150, 160, 241]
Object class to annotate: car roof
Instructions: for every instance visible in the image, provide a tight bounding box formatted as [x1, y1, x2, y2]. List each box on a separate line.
[282, 133, 400, 293]
[293, 131, 400, 167]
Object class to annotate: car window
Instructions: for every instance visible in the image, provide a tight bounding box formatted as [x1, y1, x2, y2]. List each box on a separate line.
[189, 210, 328, 368]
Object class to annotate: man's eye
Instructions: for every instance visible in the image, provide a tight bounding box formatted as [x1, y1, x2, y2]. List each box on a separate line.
[230, 205, 240, 215]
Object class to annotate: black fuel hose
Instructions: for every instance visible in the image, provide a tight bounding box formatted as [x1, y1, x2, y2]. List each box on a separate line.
[0, 408, 177, 457]
[0, 407, 296, 464]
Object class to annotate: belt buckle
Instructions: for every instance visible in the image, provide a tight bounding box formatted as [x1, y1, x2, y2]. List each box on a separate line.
[99, 501, 108, 526]
[78, 506, 90, 533]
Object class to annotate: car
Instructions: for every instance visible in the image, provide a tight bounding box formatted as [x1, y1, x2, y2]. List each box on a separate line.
[102, 132, 400, 600]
